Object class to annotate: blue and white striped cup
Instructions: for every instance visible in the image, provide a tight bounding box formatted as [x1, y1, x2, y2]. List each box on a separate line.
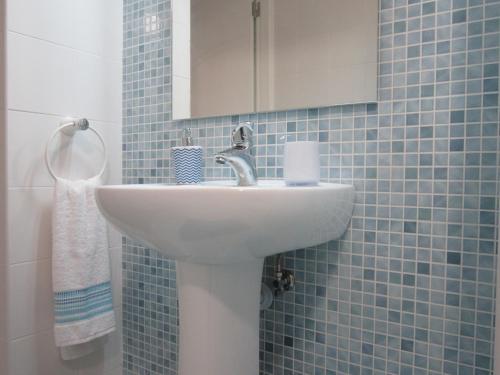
[171, 146, 203, 184]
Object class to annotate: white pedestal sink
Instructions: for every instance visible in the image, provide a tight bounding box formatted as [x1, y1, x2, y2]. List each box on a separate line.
[95, 180, 354, 375]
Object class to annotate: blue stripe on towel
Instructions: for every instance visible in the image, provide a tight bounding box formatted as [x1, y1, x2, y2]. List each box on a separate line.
[54, 293, 112, 315]
[54, 287, 110, 306]
[55, 301, 113, 324]
[54, 281, 113, 324]
[54, 282, 111, 302]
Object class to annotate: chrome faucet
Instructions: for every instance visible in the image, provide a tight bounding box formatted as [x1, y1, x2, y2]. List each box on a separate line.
[215, 122, 257, 186]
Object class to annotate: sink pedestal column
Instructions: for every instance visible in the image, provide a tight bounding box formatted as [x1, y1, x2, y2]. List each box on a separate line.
[176, 259, 264, 375]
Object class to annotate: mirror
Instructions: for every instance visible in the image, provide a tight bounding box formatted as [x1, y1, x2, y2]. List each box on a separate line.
[172, 0, 378, 120]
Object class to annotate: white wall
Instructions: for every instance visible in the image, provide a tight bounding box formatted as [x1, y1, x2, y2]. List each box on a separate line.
[0, 0, 7, 374]
[172, 0, 191, 120]
[4, 1, 123, 374]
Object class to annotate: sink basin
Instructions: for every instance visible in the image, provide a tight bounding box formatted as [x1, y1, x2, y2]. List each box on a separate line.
[95, 180, 354, 264]
[95, 179, 354, 375]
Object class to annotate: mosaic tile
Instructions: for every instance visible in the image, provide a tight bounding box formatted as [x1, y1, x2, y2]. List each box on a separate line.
[123, 0, 500, 374]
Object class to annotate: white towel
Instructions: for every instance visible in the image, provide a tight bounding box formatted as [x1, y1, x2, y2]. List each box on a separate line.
[52, 177, 115, 359]
[60, 341, 98, 361]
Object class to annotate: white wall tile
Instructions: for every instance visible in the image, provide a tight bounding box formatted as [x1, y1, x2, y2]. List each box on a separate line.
[7, 111, 59, 187]
[7, 260, 53, 339]
[0, 268, 5, 336]
[75, 54, 121, 123]
[109, 248, 122, 307]
[8, 32, 121, 123]
[0, 0, 7, 367]
[8, 0, 122, 60]
[102, 366, 123, 375]
[0, 267, 5, 339]
[7, 0, 75, 48]
[7, 32, 76, 115]
[7, 188, 52, 264]
[107, 227, 122, 249]
[0, 338, 7, 375]
[94, 122, 123, 183]
[7, 330, 76, 375]
[73, 308, 123, 375]
[74, 0, 123, 60]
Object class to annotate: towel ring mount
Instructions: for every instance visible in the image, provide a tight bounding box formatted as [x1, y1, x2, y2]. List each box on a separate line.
[45, 118, 107, 180]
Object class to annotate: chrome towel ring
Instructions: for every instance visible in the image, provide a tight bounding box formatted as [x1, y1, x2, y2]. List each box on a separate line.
[45, 118, 107, 180]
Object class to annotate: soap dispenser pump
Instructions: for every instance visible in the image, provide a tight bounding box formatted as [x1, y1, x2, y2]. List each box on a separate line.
[171, 128, 203, 184]
[181, 128, 194, 146]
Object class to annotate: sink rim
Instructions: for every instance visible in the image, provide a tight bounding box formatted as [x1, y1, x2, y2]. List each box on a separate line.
[96, 179, 352, 190]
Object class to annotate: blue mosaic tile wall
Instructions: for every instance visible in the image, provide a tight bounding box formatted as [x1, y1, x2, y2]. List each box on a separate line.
[123, 1, 178, 374]
[122, 0, 500, 374]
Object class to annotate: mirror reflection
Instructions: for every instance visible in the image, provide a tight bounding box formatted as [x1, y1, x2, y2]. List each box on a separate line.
[172, 0, 378, 120]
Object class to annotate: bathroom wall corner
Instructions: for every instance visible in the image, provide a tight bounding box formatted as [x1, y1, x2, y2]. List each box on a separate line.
[3, 0, 122, 373]
[0, 0, 7, 373]
[495, 168, 500, 375]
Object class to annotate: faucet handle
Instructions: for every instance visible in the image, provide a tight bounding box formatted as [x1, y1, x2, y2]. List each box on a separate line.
[232, 122, 253, 148]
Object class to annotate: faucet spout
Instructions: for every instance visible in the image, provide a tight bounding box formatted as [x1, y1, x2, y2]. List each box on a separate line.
[215, 123, 258, 186]
[215, 148, 257, 186]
